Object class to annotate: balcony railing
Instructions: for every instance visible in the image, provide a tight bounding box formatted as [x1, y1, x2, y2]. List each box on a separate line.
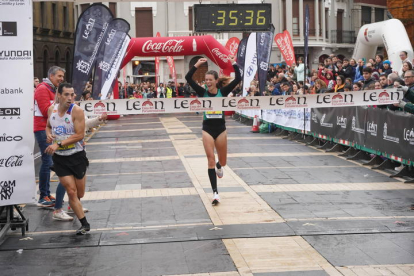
[168, 31, 228, 41]
[330, 30, 356, 44]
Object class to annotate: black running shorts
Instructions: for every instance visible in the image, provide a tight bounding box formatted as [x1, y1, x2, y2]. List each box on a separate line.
[52, 150, 89, 179]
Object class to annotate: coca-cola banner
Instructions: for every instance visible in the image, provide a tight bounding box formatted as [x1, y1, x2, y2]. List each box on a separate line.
[92, 18, 130, 100]
[155, 32, 161, 87]
[166, 56, 178, 94]
[72, 4, 113, 98]
[274, 30, 296, 66]
[236, 37, 248, 78]
[222, 37, 240, 77]
[121, 35, 234, 73]
[256, 26, 275, 95]
[0, 0, 36, 206]
[242, 33, 257, 96]
[80, 89, 402, 116]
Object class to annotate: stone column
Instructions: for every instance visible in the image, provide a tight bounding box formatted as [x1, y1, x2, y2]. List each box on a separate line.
[299, 0, 304, 42]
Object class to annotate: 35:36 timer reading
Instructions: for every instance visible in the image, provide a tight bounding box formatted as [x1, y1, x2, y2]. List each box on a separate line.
[213, 10, 267, 26]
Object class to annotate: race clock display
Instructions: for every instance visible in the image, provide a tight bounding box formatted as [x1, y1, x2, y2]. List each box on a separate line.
[194, 4, 272, 32]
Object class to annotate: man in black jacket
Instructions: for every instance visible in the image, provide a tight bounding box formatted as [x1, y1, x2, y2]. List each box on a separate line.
[362, 67, 375, 90]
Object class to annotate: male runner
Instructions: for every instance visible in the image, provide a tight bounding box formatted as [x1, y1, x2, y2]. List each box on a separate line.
[45, 83, 90, 235]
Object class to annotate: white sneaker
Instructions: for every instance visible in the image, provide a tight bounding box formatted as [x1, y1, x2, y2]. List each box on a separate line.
[212, 192, 220, 206]
[67, 206, 89, 214]
[215, 167, 224, 178]
[53, 210, 74, 221]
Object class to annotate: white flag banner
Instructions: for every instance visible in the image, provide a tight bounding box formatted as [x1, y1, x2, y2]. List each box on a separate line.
[0, 0, 36, 206]
[242, 33, 257, 96]
[80, 89, 403, 116]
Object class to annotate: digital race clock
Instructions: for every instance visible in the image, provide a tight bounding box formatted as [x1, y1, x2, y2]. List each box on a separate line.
[194, 4, 272, 32]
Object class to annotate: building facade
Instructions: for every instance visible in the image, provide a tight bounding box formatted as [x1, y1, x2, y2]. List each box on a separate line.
[74, 0, 388, 84]
[33, 2, 75, 81]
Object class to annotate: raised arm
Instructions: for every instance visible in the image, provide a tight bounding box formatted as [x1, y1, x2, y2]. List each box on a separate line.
[185, 58, 208, 97]
[220, 56, 242, 97]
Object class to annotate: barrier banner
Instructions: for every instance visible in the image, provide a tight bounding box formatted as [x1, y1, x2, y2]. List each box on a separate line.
[256, 26, 275, 94]
[311, 106, 414, 161]
[262, 109, 310, 131]
[80, 89, 403, 116]
[236, 36, 248, 77]
[92, 19, 130, 100]
[0, 0, 36, 205]
[242, 33, 257, 96]
[154, 32, 161, 87]
[72, 4, 113, 99]
[274, 30, 296, 66]
[222, 37, 240, 77]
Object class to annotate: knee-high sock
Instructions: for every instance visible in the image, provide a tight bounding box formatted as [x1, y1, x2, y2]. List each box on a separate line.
[208, 168, 218, 193]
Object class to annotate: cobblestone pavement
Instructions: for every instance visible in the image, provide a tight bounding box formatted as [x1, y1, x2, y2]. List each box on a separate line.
[1, 113, 413, 276]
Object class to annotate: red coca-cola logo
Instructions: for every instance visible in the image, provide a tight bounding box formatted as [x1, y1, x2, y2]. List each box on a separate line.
[211, 48, 229, 63]
[142, 39, 185, 54]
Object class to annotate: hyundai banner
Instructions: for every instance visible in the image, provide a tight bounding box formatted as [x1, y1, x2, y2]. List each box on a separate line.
[92, 18, 130, 100]
[0, 0, 36, 206]
[242, 33, 257, 96]
[72, 4, 113, 99]
[236, 36, 248, 77]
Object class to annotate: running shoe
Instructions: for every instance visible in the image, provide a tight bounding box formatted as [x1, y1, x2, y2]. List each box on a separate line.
[53, 210, 73, 221]
[215, 167, 224, 178]
[67, 206, 89, 214]
[37, 196, 55, 207]
[76, 224, 90, 235]
[212, 192, 220, 206]
[49, 195, 56, 203]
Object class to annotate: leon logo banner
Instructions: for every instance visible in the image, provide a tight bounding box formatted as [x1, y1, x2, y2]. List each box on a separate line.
[72, 4, 113, 99]
[274, 30, 296, 66]
[80, 89, 403, 116]
[92, 18, 130, 100]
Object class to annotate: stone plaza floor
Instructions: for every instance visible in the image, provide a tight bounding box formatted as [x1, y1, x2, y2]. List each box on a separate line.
[1, 113, 413, 276]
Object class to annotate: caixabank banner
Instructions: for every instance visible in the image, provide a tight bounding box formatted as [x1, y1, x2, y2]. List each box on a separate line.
[0, 0, 36, 206]
[312, 106, 414, 162]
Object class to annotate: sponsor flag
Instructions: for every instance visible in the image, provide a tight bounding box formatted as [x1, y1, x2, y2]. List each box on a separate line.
[72, 4, 113, 99]
[256, 25, 275, 96]
[166, 56, 178, 95]
[236, 37, 248, 77]
[222, 37, 240, 77]
[274, 30, 296, 66]
[304, 5, 310, 77]
[155, 32, 161, 88]
[92, 19, 130, 100]
[242, 33, 257, 96]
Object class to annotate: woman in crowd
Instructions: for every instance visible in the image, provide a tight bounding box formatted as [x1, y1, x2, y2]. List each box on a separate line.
[334, 75, 345, 92]
[185, 56, 241, 205]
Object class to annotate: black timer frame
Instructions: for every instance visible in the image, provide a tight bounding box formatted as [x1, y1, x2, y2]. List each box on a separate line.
[194, 3, 272, 33]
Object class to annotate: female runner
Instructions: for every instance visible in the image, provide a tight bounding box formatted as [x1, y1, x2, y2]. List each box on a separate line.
[185, 56, 241, 205]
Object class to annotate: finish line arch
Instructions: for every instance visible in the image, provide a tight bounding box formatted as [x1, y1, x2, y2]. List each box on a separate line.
[114, 35, 234, 99]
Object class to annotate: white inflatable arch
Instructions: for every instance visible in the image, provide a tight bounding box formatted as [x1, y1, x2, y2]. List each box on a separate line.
[353, 19, 413, 73]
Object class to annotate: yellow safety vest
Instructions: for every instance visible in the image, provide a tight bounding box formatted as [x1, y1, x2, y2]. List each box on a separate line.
[166, 87, 172, 98]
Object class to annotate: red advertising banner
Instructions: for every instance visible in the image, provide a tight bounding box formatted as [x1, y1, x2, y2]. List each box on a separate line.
[155, 32, 161, 88]
[222, 37, 240, 76]
[166, 56, 178, 95]
[274, 30, 296, 66]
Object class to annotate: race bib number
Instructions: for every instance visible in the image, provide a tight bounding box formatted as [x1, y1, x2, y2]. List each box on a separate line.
[205, 111, 223, 119]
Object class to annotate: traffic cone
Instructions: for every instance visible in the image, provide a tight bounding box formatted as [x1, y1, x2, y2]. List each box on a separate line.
[251, 115, 260, 133]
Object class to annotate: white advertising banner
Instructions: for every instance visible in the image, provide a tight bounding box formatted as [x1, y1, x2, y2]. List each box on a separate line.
[261, 109, 311, 132]
[0, 0, 36, 206]
[80, 89, 403, 117]
[242, 33, 257, 96]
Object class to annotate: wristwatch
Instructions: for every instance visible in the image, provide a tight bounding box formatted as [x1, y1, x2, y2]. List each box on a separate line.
[57, 141, 62, 148]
